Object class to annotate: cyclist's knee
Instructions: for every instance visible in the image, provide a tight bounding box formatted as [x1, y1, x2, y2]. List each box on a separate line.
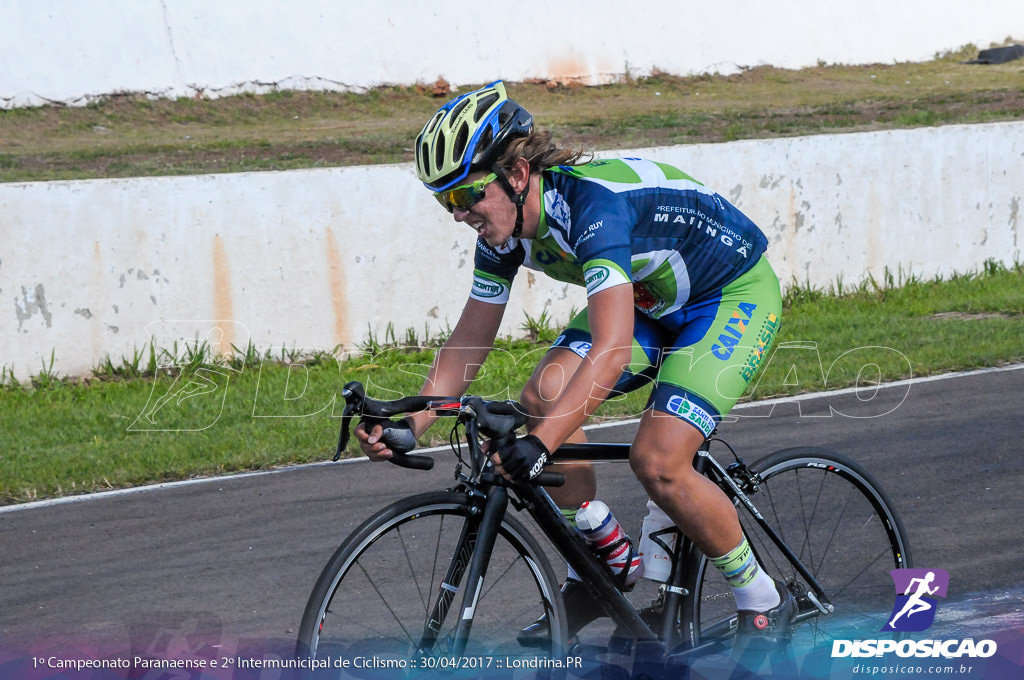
[629, 416, 705, 495]
[631, 450, 696, 498]
[518, 377, 550, 420]
[520, 349, 581, 420]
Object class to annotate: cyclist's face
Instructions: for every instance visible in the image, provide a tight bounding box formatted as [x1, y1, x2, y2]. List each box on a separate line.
[449, 171, 517, 248]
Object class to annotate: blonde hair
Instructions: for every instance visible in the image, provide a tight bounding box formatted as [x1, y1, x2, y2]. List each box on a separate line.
[496, 130, 591, 172]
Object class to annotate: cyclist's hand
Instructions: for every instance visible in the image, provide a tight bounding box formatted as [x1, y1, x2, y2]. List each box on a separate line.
[492, 434, 550, 481]
[354, 419, 417, 461]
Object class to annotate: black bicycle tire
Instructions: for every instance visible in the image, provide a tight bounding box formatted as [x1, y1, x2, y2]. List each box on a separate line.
[681, 447, 912, 651]
[296, 490, 568, 666]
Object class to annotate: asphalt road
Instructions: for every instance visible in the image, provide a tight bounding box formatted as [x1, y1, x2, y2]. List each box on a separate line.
[1, 365, 1021, 658]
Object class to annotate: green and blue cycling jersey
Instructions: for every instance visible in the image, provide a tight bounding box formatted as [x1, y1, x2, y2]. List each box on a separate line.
[470, 157, 781, 436]
[471, 158, 767, 327]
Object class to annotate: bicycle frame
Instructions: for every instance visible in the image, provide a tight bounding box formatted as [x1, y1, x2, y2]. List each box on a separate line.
[333, 387, 837, 661]
[511, 438, 835, 654]
[418, 416, 660, 659]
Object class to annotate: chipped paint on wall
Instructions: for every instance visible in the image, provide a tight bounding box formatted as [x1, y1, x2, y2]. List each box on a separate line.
[1, 122, 1022, 378]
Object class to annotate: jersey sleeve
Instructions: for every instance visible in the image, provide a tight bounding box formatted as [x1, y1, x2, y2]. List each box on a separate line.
[469, 238, 523, 305]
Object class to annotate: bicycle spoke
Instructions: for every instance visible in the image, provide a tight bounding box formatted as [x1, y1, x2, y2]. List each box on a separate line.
[806, 470, 850, 584]
[297, 492, 566, 667]
[395, 524, 430, 618]
[693, 448, 912, 660]
[354, 558, 419, 646]
[478, 550, 522, 601]
[827, 546, 893, 602]
[755, 478, 786, 572]
[792, 467, 818, 576]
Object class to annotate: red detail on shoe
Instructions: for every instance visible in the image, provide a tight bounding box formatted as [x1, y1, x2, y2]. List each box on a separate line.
[754, 614, 769, 630]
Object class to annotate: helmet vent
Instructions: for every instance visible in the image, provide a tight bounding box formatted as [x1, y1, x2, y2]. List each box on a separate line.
[425, 111, 443, 135]
[453, 123, 469, 161]
[435, 130, 447, 170]
[449, 98, 471, 124]
[473, 127, 494, 164]
[474, 93, 500, 121]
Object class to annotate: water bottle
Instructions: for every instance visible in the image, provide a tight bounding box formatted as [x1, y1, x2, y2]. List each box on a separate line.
[576, 500, 643, 586]
[638, 499, 681, 583]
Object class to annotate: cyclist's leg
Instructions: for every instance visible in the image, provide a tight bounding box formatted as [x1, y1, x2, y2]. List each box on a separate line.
[632, 412, 740, 556]
[520, 343, 594, 508]
[631, 256, 787, 623]
[517, 308, 663, 645]
[520, 308, 663, 508]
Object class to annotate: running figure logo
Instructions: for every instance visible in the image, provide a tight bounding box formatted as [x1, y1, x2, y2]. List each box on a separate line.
[882, 568, 949, 632]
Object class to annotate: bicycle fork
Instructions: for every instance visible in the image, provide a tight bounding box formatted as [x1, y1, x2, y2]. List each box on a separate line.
[416, 487, 509, 658]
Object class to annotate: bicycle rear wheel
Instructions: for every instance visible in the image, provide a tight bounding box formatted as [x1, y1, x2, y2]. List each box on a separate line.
[689, 447, 912, 661]
[297, 490, 567, 675]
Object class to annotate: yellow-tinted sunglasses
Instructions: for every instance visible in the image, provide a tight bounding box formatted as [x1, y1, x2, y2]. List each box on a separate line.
[434, 173, 498, 213]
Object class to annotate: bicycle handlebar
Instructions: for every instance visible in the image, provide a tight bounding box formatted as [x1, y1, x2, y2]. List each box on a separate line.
[334, 382, 440, 469]
[332, 382, 562, 484]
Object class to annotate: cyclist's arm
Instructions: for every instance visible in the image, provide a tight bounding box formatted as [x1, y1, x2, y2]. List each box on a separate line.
[357, 296, 506, 461]
[405, 296, 505, 435]
[529, 283, 634, 451]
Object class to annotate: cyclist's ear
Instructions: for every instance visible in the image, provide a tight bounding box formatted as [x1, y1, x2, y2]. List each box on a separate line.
[508, 156, 531, 192]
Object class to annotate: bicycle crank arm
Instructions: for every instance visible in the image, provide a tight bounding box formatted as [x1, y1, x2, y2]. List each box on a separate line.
[664, 636, 731, 665]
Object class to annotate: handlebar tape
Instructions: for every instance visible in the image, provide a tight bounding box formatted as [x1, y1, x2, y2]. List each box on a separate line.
[387, 452, 435, 470]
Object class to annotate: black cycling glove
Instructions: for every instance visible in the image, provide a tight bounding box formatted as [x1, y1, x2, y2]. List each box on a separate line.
[500, 434, 550, 481]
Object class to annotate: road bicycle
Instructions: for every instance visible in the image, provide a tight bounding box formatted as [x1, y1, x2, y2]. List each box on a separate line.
[296, 381, 912, 677]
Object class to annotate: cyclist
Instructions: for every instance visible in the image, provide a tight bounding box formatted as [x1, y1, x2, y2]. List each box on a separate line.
[355, 80, 794, 645]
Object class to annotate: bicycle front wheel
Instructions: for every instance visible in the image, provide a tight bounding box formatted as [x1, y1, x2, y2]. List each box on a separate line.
[690, 447, 912, 655]
[297, 490, 567, 674]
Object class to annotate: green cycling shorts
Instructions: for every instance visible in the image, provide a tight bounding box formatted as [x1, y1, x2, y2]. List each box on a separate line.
[550, 256, 782, 437]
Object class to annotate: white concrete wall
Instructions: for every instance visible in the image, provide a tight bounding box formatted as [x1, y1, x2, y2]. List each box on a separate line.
[2, 122, 1022, 379]
[2, 0, 1022, 108]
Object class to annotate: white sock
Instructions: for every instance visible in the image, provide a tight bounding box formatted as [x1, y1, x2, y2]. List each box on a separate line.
[732, 568, 781, 612]
[709, 538, 782, 612]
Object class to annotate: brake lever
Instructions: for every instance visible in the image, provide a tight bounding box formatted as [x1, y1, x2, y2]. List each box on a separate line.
[334, 382, 366, 461]
[334, 402, 355, 461]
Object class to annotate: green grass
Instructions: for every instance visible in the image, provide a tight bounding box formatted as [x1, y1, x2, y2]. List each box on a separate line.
[1, 42, 1022, 182]
[2, 41, 1022, 502]
[2, 261, 1022, 505]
